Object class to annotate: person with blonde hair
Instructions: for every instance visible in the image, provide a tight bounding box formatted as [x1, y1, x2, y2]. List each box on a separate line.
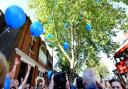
[0, 52, 8, 88]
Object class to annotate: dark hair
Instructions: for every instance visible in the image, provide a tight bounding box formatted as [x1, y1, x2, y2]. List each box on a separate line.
[76, 77, 84, 89]
[53, 72, 66, 89]
[10, 86, 16, 89]
[37, 79, 43, 87]
[109, 79, 126, 89]
[96, 81, 104, 89]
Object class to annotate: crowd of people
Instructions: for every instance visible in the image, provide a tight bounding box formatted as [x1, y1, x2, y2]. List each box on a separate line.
[0, 52, 128, 89]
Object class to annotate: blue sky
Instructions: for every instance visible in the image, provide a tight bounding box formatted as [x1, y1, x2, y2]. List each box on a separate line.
[112, 2, 128, 14]
[0, 0, 28, 12]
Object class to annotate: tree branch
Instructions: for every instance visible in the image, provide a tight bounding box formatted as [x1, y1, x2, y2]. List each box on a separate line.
[70, 27, 75, 69]
[57, 43, 71, 62]
[52, 6, 71, 63]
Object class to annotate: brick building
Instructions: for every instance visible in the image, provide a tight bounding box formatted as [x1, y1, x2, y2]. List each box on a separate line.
[0, 10, 6, 33]
[0, 10, 53, 87]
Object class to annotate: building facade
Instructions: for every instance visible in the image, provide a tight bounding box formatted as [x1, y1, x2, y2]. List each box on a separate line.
[0, 10, 6, 33]
[0, 10, 53, 87]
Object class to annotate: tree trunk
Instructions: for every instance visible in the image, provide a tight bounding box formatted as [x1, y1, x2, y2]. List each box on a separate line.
[70, 59, 74, 69]
[69, 68, 75, 84]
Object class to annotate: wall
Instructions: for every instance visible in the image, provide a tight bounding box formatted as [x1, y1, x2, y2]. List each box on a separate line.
[0, 11, 53, 86]
[0, 9, 6, 33]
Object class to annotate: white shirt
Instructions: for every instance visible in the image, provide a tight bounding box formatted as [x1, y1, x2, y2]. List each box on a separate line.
[18, 85, 22, 89]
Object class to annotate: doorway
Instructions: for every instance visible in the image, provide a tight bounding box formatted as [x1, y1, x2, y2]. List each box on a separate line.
[18, 61, 33, 85]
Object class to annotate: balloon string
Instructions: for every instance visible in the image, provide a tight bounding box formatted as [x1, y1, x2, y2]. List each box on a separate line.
[0, 27, 10, 37]
[29, 35, 34, 57]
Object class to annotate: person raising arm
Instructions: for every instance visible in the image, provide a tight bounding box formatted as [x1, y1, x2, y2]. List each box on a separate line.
[9, 57, 20, 80]
[18, 64, 31, 89]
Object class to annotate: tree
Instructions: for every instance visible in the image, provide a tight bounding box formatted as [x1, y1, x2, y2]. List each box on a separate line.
[94, 63, 110, 79]
[29, 0, 126, 73]
[112, 0, 128, 31]
[113, 0, 128, 5]
[55, 49, 70, 72]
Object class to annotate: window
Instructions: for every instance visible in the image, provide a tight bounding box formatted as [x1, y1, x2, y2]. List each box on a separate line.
[38, 71, 44, 77]
[39, 49, 47, 64]
[116, 58, 120, 64]
[29, 41, 36, 53]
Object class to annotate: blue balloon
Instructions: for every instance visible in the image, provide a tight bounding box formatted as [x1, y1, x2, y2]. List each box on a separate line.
[5, 5, 26, 29]
[85, 24, 91, 31]
[30, 22, 44, 37]
[47, 33, 53, 39]
[64, 23, 70, 29]
[48, 71, 53, 80]
[64, 42, 69, 50]
[4, 74, 11, 89]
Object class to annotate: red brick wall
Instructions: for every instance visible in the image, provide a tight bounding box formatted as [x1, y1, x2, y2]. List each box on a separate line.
[9, 16, 53, 86]
[9, 17, 42, 86]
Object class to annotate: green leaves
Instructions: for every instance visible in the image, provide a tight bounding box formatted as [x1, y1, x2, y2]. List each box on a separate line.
[93, 63, 110, 78]
[29, 0, 126, 71]
[113, 0, 128, 5]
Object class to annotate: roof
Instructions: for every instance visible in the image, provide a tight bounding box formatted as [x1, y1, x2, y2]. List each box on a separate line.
[0, 28, 19, 60]
[114, 40, 128, 57]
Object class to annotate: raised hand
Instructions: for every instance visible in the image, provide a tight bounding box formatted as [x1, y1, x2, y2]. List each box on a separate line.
[66, 76, 70, 89]
[10, 57, 20, 79]
[15, 57, 20, 65]
[49, 75, 54, 89]
[27, 64, 31, 71]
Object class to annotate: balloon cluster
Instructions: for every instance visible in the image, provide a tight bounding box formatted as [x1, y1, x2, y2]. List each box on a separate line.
[4, 5, 92, 52]
[3, 5, 44, 88]
[4, 5, 43, 37]
[3, 4, 93, 88]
